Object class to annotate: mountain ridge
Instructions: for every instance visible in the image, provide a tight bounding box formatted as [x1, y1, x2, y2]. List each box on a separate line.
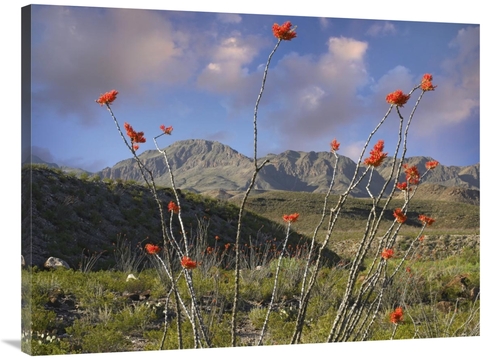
[97, 139, 479, 198]
[28, 139, 480, 201]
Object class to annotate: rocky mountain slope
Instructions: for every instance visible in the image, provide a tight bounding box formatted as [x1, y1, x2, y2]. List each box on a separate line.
[22, 165, 336, 269]
[95, 139, 479, 201]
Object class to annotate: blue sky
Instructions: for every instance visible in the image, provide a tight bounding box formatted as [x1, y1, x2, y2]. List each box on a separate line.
[24, 4, 480, 172]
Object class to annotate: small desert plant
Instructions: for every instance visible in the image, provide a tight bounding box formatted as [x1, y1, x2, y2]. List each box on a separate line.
[78, 248, 106, 273]
[113, 233, 146, 274]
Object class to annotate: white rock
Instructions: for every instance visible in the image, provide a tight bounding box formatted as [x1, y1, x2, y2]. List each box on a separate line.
[43, 257, 70, 270]
[126, 274, 138, 281]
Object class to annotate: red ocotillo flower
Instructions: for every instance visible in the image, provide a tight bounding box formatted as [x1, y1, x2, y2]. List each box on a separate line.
[283, 213, 300, 223]
[418, 214, 435, 226]
[330, 139, 340, 152]
[393, 208, 407, 224]
[381, 248, 394, 260]
[181, 256, 197, 269]
[390, 307, 404, 324]
[160, 125, 173, 135]
[145, 243, 161, 255]
[425, 160, 439, 170]
[420, 73, 437, 91]
[396, 182, 410, 191]
[272, 21, 297, 41]
[124, 122, 146, 150]
[403, 164, 420, 185]
[96, 89, 118, 106]
[386, 90, 410, 107]
[168, 201, 180, 214]
[364, 140, 388, 167]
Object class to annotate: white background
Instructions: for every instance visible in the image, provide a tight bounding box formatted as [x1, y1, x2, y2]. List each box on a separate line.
[2, 1, 494, 359]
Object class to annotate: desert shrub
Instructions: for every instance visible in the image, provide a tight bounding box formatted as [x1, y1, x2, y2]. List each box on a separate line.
[66, 319, 130, 353]
[112, 233, 146, 274]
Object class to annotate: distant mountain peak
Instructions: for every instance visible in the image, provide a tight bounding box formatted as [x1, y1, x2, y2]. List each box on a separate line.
[23, 155, 91, 176]
[23, 154, 60, 169]
[96, 139, 479, 198]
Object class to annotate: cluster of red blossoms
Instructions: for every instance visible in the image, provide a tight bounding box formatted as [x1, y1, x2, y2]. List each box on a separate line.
[364, 140, 388, 167]
[160, 125, 173, 135]
[425, 160, 439, 170]
[403, 164, 420, 185]
[145, 243, 161, 255]
[397, 161, 438, 191]
[283, 213, 300, 223]
[393, 208, 407, 224]
[272, 21, 297, 41]
[96, 91, 174, 147]
[145, 245, 199, 270]
[381, 248, 394, 260]
[96, 89, 118, 106]
[396, 182, 411, 192]
[386, 90, 410, 107]
[421, 73, 437, 92]
[330, 139, 340, 152]
[385, 73, 435, 106]
[181, 256, 198, 270]
[168, 201, 180, 214]
[390, 307, 404, 324]
[124, 122, 146, 151]
[418, 214, 435, 226]
[393, 209, 435, 227]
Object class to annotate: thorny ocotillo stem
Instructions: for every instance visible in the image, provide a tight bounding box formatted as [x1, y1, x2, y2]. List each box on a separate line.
[230, 38, 281, 347]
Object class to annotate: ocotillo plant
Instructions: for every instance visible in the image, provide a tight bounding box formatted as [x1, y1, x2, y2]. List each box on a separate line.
[96, 20, 440, 348]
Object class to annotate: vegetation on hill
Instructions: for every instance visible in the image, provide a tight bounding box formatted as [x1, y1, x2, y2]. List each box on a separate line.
[228, 189, 479, 258]
[22, 163, 480, 355]
[22, 164, 479, 269]
[22, 164, 341, 270]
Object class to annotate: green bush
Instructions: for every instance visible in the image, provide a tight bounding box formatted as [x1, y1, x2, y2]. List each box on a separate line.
[21, 228, 479, 353]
